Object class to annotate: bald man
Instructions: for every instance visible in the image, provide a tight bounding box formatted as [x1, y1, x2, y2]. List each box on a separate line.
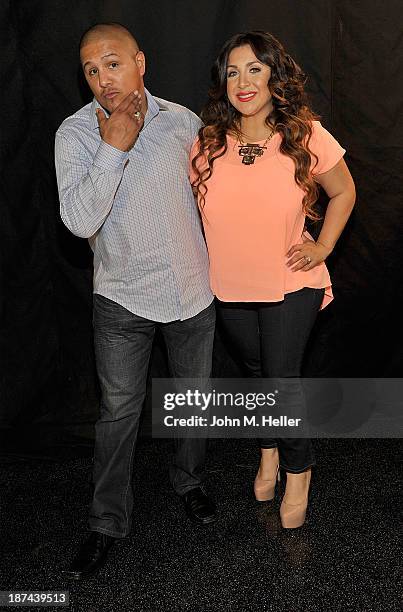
[55, 23, 216, 580]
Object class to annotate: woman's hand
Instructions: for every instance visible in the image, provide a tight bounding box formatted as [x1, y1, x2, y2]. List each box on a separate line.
[286, 239, 332, 272]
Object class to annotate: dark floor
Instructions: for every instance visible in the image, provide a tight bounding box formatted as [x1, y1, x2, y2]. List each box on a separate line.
[0, 437, 400, 612]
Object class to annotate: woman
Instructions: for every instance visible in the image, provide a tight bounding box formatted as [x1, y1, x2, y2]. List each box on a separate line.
[191, 31, 355, 528]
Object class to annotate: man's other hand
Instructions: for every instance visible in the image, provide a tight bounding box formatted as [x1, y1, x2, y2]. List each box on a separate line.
[96, 91, 144, 151]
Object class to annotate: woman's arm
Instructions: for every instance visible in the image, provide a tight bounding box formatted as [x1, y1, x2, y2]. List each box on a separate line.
[286, 159, 356, 271]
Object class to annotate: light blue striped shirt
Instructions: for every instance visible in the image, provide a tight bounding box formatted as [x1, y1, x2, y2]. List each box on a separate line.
[55, 89, 213, 322]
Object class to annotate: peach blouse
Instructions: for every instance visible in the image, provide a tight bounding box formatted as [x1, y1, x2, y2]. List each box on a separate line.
[190, 121, 346, 308]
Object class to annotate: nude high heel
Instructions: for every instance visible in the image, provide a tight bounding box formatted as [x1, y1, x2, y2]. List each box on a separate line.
[279, 468, 312, 528]
[253, 448, 280, 502]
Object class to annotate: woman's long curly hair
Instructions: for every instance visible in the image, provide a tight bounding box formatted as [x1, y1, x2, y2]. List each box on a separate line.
[191, 31, 321, 220]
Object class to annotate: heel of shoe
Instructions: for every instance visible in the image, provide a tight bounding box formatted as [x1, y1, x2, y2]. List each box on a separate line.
[253, 465, 279, 502]
[279, 469, 311, 529]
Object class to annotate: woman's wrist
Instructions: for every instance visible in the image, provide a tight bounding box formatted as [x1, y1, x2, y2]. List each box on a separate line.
[316, 240, 334, 255]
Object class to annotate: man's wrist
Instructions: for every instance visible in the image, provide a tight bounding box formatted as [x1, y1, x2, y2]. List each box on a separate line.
[102, 137, 128, 152]
[93, 140, 129, 170]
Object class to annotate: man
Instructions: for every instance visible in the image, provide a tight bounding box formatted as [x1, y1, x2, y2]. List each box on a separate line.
[55, 23, 216, 580]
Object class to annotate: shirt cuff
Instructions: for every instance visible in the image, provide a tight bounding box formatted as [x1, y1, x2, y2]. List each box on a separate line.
[93, 140, 129, 170]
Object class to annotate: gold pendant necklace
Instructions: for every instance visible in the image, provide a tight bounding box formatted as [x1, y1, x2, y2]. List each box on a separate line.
[238, 130, 275, 165]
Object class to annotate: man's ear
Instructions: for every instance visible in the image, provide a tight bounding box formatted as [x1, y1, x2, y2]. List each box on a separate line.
[136, 51, 146, 76]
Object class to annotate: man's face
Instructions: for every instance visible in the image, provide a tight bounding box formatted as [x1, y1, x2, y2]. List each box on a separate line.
[80, 34, 146, 114]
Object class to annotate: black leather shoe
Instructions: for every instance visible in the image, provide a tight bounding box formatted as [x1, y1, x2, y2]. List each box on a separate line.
[63, 532, 116, 580]
[182, 487, 217, 525]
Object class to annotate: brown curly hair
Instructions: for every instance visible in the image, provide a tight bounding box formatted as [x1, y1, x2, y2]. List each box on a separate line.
[191, 31, 321, 220]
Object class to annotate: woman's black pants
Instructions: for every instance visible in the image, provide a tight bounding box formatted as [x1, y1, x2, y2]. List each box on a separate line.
[216, 287, 325, 473]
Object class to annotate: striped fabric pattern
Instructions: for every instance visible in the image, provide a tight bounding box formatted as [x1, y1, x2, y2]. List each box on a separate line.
[55, 89, 213, 322]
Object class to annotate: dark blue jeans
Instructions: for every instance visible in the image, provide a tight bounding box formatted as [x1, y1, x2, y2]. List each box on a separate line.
[89, 295, 215, 538]
[217, 287, 325, 473]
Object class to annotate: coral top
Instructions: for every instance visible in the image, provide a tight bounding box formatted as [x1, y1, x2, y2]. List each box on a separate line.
[190, 121, 346, 308]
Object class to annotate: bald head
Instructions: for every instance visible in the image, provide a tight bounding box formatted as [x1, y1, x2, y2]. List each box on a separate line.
[80, 23, 139, 55]
[79, 22, 146, 114]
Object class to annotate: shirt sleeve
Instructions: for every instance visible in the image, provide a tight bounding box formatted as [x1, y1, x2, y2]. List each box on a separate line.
[188, 111, 203, 143]
[189, 138, 200, 184]
[309, 120, 346, 175]
[55, 130, 129, 239]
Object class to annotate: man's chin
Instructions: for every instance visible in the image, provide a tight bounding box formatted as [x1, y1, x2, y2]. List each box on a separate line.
[99, 97, 120, 114]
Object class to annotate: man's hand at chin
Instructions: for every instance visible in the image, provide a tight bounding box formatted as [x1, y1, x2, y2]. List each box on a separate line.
[96, 90, 144, 151]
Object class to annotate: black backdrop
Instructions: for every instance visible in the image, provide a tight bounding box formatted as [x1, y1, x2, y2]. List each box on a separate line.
[1, 1, 402, 434]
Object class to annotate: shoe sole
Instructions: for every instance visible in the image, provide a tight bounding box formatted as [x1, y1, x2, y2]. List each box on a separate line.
[186, 512, 217, 525]
[62, 568, 99, 581]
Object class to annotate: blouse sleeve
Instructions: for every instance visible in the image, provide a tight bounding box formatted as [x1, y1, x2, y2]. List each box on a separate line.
[309, 120, 346, 175]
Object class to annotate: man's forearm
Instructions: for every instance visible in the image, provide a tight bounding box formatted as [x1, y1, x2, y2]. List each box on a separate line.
[55, 135, 129, 239]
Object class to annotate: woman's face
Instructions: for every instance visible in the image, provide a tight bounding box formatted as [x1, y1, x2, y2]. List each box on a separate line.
[226, 44, 273, 120]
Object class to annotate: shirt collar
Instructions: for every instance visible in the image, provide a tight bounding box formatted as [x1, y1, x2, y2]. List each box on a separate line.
[90, 88, 167, 131]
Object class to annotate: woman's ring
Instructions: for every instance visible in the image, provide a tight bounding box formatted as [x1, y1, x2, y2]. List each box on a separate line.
[134, 111, 141, 119]
[305, 256, 312, 264]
